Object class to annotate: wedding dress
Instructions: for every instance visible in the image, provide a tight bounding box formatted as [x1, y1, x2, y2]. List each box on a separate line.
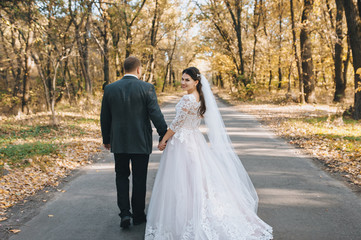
[145, 77, 273, 240]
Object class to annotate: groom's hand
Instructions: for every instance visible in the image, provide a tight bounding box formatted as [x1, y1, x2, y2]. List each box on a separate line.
[104, 144, 111, 150]
[158, 141, 167, 151]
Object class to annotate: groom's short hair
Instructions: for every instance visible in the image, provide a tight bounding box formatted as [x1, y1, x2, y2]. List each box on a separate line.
[124, 56, 141, 73]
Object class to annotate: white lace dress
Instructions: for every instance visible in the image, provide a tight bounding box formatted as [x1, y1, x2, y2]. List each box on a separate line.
[145, 94, 273, 240]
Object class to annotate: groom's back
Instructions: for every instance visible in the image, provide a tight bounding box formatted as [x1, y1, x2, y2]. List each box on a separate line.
[101, 76, 159, 154]
[108, 77, 150, 121]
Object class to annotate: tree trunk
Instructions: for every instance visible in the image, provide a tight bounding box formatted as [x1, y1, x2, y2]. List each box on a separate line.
[22, 46, 31, 114]
[31, 52, 51, 110]
[225, 0, 245, 82]
[300, 0, 316, 103]
[172, 68, 176, 87]
[343, 0, 361, 119]
[161, 35, 177, 92]
[10, 27, 23, 97]
[162, 65, 168, 92]
[50, 61, 61, 126]
[103, 39, 110, 88]
[75, 25, 92, 93]
[62, 60, 72, 101]
[83, 3, 92, 92]
[125, 26, 132, 58]
[145, 0, 159, 83]
[290, 0, 305, 103]
[100, 2, 110, 89]
[278, 0, 283, 90]
[69, 0, 92, 94]
[251, 0, 262, 83]
[149, 53, 156, 83]
[111, 31, 121, 78]
[268, 70, 273, 92]
[343, 37, 351, 88]
[169, 64, 173, 86]
[333, 0, 346, 102]
[1, 28, 18, 96]
[287, 61, 293, 93]
[218, 73, 224, 88]
[22, 14, 33, 114]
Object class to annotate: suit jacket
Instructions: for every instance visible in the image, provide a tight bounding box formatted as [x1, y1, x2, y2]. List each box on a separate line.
[100, 75, 168, 154]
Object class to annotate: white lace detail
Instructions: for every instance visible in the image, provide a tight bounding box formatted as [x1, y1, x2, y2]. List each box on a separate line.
[145, 220, 195, 240]
[199, 175, 273, 240]
[169, 94, 201, 143]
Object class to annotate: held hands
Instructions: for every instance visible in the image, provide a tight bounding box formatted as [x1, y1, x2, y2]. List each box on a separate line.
[158, 140, 167, 151]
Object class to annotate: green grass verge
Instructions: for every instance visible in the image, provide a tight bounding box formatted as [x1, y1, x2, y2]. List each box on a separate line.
[0, 142, 59, 167]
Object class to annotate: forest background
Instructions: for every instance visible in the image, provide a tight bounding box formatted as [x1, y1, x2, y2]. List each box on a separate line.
[0, 0, 361, 222]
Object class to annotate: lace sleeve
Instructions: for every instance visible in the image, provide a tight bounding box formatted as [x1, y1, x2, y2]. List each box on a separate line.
[169, 95, 194, 132]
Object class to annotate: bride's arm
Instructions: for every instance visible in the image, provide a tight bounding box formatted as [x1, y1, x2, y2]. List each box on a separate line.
[158, 129, 175, 150]
[158, 96, 191, 150]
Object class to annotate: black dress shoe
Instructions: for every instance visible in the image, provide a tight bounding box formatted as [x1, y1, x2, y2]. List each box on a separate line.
[133, 216, 147, 225]
[120, 215, 131, 229]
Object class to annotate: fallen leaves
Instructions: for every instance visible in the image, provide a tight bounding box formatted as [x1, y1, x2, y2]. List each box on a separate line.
[9, 229, 21, 233]
[0, 111, 102, 216]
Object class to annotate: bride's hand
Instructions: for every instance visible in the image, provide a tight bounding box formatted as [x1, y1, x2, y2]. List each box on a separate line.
[158, 141, 167, 151]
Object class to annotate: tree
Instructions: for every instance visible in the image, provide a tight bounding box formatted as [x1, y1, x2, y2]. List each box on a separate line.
[333, 0, 346, 102]
[93, 0, 110, 89]
[162, 32, 177, 92]
[121, 0, 147, 59]
[290, 0, 304, 103]
[250, 0, 262, 82]
[300, 0, 316, 103]
[224, 0, 245, 78]
[68, 0, 93, 93]
[343, 0, 361, 119]
[31, 0, 75, 124]
[277, 0, 283, 90]
[143, 0, 161, 83]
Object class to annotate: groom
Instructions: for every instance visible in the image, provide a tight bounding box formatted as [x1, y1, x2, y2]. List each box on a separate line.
[100, 56, 167, 229]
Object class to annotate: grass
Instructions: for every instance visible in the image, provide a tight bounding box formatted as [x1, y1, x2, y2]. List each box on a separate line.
[0, 121, 86, 144]
[0, 114, 97, 170]
[275, 115, 361, 184]
[0, 142, 59, 168]
[0, 125, 53, 143]
[0, 96, 104, 215]
[76, 118, 99, 124]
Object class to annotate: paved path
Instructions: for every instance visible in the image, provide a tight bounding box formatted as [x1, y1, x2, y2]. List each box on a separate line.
[9, 98, 361, 240]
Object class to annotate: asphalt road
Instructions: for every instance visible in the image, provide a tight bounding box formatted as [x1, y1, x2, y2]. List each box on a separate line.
[9, 98, 361, 240]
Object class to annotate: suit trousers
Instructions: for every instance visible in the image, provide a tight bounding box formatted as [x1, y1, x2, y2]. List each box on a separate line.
[114, 153, 149, 220]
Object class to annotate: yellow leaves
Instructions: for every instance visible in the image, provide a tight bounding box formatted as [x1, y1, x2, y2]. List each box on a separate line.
[0, 217, 7, 221]
[356, 68, 361, 76]
[0, 189, 9, 195]
[0, 111, 102, 213]
[10, 229, 21, 234]
[48, 215, 54, 218]
[356, 68, 361, 93]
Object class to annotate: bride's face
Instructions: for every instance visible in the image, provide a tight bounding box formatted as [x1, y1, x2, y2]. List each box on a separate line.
[181, 73, 198, 93]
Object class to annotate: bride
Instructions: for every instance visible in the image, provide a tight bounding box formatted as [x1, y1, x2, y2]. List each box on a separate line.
[145, 67, 273, 239]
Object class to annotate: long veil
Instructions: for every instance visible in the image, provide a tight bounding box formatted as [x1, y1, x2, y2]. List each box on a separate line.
[201, 74, 259, 212]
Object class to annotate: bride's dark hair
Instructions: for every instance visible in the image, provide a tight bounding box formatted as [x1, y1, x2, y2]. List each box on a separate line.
[182, 67, 206, 117]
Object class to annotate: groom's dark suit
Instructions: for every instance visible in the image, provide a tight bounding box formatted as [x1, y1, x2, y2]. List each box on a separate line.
[100, 75, 167, 221]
